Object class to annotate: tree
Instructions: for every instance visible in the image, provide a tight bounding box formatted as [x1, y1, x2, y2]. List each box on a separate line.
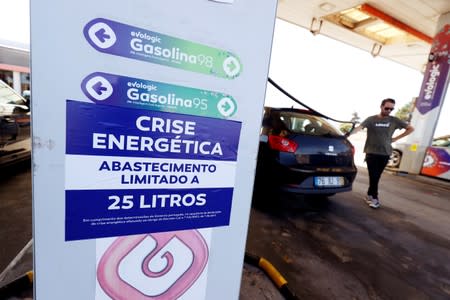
[339, 111, 360, 133]
[395, 98, 415, 122]
[350, 111, 361, 124]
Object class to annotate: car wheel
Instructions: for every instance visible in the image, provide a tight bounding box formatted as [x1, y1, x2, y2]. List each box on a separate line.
[252, 172, 277, 210]
[388, 150, 402, 168]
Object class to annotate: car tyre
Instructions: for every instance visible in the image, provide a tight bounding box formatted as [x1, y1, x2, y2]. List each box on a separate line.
[388, 150, 402, 168]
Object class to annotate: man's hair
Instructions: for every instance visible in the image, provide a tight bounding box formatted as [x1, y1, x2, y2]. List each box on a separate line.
[381, 98, 395, 106]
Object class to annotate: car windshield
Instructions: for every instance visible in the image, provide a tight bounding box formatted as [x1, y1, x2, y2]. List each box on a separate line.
[276, 111, 342, 137]
[0, 80, 28, 106]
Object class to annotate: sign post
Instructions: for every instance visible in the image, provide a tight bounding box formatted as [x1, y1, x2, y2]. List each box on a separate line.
[399, 16, 450, 174]
[31, 1, 277, 299]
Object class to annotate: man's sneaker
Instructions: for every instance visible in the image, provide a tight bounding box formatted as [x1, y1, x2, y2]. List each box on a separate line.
[364, 195, 373, 205]
[369, 198, 381, 209]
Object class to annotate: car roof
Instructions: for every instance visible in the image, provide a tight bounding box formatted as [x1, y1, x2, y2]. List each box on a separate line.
[433, 135, 450, 140]
[264, 106, 320, 116]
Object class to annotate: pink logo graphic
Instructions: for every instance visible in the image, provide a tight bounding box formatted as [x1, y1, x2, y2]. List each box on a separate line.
[97, 230, 208, 299]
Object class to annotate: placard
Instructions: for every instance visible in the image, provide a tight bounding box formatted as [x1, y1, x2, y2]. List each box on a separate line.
[31, 1, 277, 299]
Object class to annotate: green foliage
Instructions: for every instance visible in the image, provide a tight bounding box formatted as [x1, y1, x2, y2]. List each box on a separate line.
[340, 111, 360, 133]
[339, 123, 353, 133]
[395, 99, 415, 122]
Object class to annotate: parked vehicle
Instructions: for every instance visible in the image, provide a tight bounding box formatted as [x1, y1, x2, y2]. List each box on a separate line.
[388, 135, 450, 169]
[421, 135, 450, 180]
[0, 80, 31, 167]
[253, 107, 357, 202]
[388, 147, 403, 169]
[429, 135, 450, 148]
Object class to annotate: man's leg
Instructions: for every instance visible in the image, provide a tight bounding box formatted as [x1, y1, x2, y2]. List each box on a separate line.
[365, 154, 390, 198]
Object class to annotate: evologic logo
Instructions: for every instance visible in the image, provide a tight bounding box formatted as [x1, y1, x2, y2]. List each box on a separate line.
[424, 64, 440, 100]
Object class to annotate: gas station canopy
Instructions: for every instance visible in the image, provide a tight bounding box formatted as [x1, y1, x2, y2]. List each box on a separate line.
[276, 0, 450, 72]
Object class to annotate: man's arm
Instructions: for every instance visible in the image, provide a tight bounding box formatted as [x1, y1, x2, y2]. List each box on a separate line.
[346, 124, 364, 137]
[392, 125, 414, 143]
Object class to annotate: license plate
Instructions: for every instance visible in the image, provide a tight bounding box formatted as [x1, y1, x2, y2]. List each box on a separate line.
[314, 176, 344, 187]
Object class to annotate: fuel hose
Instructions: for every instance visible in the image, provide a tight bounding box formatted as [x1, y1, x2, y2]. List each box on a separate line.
[268, 77, 356, 132]
[0, 270, 33, 299]
[245, 252, 299, 300]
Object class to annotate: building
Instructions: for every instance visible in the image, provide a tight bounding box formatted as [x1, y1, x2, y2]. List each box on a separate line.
[0, 40, 30, 96]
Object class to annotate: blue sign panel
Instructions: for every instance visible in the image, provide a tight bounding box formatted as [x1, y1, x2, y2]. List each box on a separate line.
[66, 188, 233, 241]
[65, 100, 241, 241]
[66, 100, 240, 161]
[416, 25, 450, 115]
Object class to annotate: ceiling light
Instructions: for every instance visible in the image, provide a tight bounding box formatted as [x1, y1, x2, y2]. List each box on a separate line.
[323, 3, 432, 45]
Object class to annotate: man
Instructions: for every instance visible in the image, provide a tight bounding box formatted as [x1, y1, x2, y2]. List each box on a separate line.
[348, 98, 414, 209]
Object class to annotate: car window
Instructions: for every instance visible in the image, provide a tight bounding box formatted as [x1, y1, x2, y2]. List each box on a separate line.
[267, 112, 290, 136]
[0, 80, 29, 115]
[0, 80, 28, 107]
[278, 111, 341, 136]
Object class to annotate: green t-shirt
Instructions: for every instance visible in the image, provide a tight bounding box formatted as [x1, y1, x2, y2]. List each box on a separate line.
[361, 115, 408, 156]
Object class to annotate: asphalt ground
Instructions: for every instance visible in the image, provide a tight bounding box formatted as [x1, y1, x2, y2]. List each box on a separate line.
[245, 168, 450, 299]
[0, 160, 32, 273]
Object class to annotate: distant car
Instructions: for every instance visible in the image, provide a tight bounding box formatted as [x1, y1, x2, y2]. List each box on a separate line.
[430, 135, 450, 148]
[0, 80, 31, 167]
[253, 107, 357, 201]
[388, 135, 450, 168]
[421, 135, 450, 180]
[388, 146, 404, 169]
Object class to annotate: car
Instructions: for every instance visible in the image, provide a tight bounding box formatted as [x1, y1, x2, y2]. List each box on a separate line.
[429, 135, 450, 148]
[388, 146, 403, 169]
[0, 80, 31, 167]
[253, 106, 357, 202]
[388, 135, 450, 169]
[421, 135, 450, 180]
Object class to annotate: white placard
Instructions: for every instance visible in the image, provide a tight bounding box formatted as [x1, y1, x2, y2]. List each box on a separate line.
[31, 1, 277, 299]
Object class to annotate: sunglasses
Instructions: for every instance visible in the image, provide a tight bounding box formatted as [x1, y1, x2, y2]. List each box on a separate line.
[383, 107, 394, 111]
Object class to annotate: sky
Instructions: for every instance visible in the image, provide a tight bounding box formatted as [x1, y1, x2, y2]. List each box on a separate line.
[265, 19, 450, 136]
[266, 19, 449, 136]
[266, 19, 423, 120]
[0, 0, 29, 47]
[1, 0, 447, 136]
